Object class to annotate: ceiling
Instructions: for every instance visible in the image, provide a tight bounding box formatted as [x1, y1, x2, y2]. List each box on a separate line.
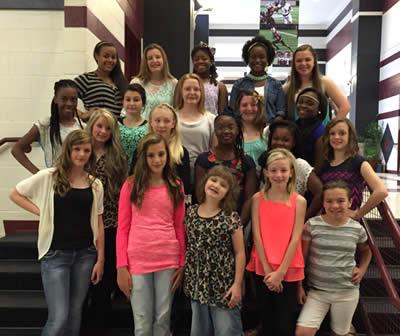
[298, 0, 350, 28]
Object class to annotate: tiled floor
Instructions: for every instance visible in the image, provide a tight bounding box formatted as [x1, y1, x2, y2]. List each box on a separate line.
[377, 173, 400, 219]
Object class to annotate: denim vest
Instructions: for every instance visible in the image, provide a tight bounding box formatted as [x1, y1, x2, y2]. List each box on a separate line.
[229, 76, 286, 122]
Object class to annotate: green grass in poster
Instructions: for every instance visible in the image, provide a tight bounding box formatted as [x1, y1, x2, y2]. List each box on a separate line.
[260, 29, 298, 52]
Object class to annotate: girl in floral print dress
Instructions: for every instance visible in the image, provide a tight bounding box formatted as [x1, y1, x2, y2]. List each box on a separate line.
[184, 165, 245, 336]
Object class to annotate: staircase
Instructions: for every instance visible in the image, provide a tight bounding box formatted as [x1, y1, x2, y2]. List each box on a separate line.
[0, 202, 399, 335]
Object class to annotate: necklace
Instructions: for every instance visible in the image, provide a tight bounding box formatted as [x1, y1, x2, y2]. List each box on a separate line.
[247, 73, 268, 81]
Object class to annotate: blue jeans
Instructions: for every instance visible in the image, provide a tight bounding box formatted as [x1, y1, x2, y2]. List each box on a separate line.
[190, 300, 243, 336]
[130, 269, 175, 336]
[40, 246, 97, 336]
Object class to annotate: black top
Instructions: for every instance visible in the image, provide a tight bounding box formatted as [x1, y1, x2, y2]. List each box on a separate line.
[194, 150, 256, 212]
[51, 187, 93, 250]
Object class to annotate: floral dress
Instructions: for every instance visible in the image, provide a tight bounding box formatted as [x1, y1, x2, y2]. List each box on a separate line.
[184, 205, 241, 308]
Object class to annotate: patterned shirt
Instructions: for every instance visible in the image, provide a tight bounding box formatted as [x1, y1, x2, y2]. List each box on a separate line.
[319, 155, 366, 209]
[74, 72, 122, 116]
[184, 205, 241, 307]
[95, 155, 119, 229]
[118, 118, 148, 171]
[303, 215, 367, 291]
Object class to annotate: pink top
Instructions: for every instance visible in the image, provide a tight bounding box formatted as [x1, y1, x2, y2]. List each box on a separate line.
[246, 192, 304, 282]
[116, 179, 186, 274]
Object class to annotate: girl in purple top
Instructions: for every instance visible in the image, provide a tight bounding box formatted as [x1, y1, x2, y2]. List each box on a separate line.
[319, 118, 387, 220]
[116, 133, 185, 336]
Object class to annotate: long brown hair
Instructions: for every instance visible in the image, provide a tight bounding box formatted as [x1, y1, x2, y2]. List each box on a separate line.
[53, 130, 96, 196]
[131, 133, 183, 208]
[135, 43, 175, 83]
[174, 73, 206, 114]
[286, 44, 323, 120]
[196, 165, 239, 215]
[86, 109, 127, 200]
[322, 118, 359, 162]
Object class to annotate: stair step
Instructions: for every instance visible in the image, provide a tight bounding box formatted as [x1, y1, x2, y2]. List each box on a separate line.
[0, 328, 41, 336]
[0, 233, 37, 260]
[0, 260, 42, 290]
[362, 297, 400, 314]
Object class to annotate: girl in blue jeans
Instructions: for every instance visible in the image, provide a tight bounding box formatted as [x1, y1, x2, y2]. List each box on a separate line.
[10, 130, 105, 336]
[184, 166, 245, 336]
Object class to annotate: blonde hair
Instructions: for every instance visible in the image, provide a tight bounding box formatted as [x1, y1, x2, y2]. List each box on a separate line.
[53, 130, 96, 196]
[196, 166, 239, 214]
[263, 148, 297, 194]
[86, 109, 127, 200]
[174, 73, 206, 114]
[135, 43, 175, 83]
[148, 103, 184, 165]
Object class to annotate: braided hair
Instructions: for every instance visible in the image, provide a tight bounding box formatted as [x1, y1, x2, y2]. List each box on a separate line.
[50, 80, 83, 151]
[191, 43, 218, 86]
[214, 106, 245, 161]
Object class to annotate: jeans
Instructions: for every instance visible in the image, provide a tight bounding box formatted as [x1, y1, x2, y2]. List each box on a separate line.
[130, 269, 175, 336]
[40, 246, 97, 336]
[190, 300, 243, 336]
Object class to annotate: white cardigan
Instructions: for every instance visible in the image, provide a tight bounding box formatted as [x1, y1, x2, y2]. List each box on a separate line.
[16, 168, 104, 259]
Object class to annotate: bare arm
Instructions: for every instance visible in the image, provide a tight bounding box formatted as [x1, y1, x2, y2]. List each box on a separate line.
[251, 193, 272, 275]
[323, 76, 350, 119]
[217, 82, 228, 114]
[231, 226, 246, 287]
[11, 126, 40, 174]
[305, 171, 323, 220]
[91, 214, 105, 284]
[313, 137, 324, 175]
[9, 187, 40, 216]
[352, 242, 372, 284]
[355, 161, 388, 219]
[241, 166, 258, 226]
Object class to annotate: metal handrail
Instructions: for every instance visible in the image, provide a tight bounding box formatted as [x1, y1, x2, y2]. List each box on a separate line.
[376, 199, 400, 250]
[362, 217, 400, 311]
[0, 137, 19, 147]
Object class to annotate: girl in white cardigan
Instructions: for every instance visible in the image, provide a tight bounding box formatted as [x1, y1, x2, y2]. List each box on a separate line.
[9, 130, 105, 336]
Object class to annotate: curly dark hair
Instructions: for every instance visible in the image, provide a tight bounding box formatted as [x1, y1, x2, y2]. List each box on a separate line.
[191, 44, 218, 86]
[242, 35, 275, 66]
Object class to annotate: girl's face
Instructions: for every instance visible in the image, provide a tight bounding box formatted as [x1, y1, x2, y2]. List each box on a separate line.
[95, 46, 117, 73]
[92, 117, 112, 144]
[70, 142, 92, 168]
[248, 46, 268, 75]
[239, 95, 258, 123]
[297, 92, 319, 119]
[294, 50, 315, 77]
[182, 78, 201, 105]
[329, 122, 350, 152]
[270, 127, 295, 151]
[146, 141, 167, 175]
[214, 116, 239, 146]
[123, 90, 143, 116]
[323, 188, 351, 220]
[146, 48, 164, 73]
[150, 107, 176, 140]
[54, 87, 78, 120]
[192, 50, 211, 75]
[264, 158, 292, 187]
[205, 175, 229, 202]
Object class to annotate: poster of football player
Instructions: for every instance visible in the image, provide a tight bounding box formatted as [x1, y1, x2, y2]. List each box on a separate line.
[260, 0, 298, 66]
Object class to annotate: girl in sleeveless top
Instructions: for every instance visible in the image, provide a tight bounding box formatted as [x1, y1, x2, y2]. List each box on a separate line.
[246, 148, 306, 336]
[191, 43, 228, 115]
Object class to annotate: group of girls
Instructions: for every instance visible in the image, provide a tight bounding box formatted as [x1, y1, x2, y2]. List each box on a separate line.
[9, 36, 388, 336]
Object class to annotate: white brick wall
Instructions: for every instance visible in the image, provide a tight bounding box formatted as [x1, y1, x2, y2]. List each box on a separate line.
[0, 5, 125, 236]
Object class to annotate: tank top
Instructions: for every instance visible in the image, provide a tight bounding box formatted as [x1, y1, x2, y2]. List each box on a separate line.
[203, 82, 219, 115]
[246, 191, 304, 282]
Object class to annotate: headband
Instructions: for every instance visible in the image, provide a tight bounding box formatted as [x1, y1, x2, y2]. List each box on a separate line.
[298, 93, 320, 105]
[248, 42, 267, 53]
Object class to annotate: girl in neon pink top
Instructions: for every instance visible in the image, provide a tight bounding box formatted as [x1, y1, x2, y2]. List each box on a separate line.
[116, 133, 185, 335]
[246, 148, 306, 336]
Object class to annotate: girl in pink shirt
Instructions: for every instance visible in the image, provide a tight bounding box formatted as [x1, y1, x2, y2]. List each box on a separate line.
[116, 132, 185, 336]
[246, 148, 306, 336]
